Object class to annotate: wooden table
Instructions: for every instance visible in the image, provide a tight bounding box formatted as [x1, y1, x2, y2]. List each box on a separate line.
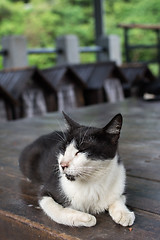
[0, 99, 160, 240]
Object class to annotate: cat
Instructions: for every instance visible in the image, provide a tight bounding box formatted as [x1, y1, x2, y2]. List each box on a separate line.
[19, 112, 135, 227]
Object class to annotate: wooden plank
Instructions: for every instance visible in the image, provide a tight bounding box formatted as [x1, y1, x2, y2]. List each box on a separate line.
[1, 100, 160, 183]
[1, 100, 160, 182]
[1, 168, 159, 216]
[126, 176, 160, 214]
[0, 210, 79, 240]
[0, 99, 160, 239]
[0, 189, 160, 240]
[0, 171, 38, 198]
[118, 23, 160, 30]
[0, 172, 160, 238]
[120, 144, 160, 181]
[119, 115, 160, 181]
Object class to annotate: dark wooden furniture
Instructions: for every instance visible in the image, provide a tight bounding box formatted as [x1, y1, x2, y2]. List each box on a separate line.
[42, 66, 86, 111]
[0, 99, 160, 240]
[120, 63, 156, 97]
[71, 62, 127, 105]
[0, 67, 56, 120]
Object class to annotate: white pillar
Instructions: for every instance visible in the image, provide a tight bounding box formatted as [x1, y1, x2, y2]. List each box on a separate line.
[107, 35, 122, 65]
[56, 35, 80, 65]
[1, 35, 28, 69]
[97, 35, 122, 65]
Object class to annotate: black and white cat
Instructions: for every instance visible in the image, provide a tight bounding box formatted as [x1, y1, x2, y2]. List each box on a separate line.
[19, 112, 135, 227]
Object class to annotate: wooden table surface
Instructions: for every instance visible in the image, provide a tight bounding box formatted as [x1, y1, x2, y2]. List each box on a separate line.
[0, 99, 160, 240]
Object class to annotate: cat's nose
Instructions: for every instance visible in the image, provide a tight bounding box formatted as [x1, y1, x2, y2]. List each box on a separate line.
[60, 162, 69, 171]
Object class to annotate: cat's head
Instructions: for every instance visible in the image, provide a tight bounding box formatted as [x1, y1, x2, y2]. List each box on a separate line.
[58, 112, 123, 181]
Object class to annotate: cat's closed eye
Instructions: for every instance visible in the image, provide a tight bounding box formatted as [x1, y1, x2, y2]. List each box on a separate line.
[75, 151, 80, 156]
[75, 149, 87, 155]
[78, 148, 89, 154]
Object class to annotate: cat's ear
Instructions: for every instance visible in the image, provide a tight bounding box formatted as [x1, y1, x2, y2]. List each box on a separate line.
[62, 112, 80, 129]
[103, 114, 123, 143]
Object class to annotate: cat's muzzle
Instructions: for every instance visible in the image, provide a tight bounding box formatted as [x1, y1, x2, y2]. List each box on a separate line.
[65, 174, 76, 181]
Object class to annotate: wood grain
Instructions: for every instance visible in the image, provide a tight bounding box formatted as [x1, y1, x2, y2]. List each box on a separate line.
[0, 99, 160, 239]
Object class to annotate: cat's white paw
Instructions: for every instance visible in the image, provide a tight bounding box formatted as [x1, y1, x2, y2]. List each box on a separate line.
[71, 212, 96, 227]
[110, 209, 135, 226]
[39, 196, 96, 227]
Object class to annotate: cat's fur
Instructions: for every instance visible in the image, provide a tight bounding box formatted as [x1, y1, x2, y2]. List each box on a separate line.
[19, 112, 135, 227]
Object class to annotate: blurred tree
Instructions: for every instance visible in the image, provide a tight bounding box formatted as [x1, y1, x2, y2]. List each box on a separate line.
[0, 0, 160, 74]
[105, 0, 160, 75]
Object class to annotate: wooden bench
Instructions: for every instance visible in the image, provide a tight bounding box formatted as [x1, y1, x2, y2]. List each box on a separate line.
[0, 99, 160, 239]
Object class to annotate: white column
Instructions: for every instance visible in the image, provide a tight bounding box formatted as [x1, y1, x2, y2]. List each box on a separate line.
[107, 35, 122, 65]
[97, 35, 122, 65]
[56, 35, 80, 65]
[2, 35, 28, 69]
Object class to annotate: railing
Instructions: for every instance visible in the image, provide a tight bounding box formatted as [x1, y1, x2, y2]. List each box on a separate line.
[0, 34, 122, 68]
[118, 23, 160, 78]
[0, 46, 106, 56]
[0, 50, 7, 56]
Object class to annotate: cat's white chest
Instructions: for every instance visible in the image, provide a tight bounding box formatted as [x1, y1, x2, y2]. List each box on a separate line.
[60, 161, 126, 214]
[60, 175, 110, 214]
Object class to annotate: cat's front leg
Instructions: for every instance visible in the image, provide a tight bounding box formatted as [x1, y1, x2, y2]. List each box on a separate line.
[108, 195, 135, 227]
[39, 196, 96, 227]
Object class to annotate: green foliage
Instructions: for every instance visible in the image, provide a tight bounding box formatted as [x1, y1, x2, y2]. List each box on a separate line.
[0, 0, 160, 75]
[105, 0, 160, 70]
[105, 0, 160, 75]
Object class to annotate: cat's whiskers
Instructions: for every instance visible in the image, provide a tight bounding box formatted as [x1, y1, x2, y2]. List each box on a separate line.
[46, 123, 66, 142]
[77, 172, 89, 181]
[70, 166, 109, 171]
[65, 165, 112, 180]
[52, 168, 60, 174]
[79, 131, 90, 145]
[56, 120, 67, 141]
[46, 127, 65, 142]
[51, 163, 61, 174]
[55, 131, 66, 142]
[45, 137, 62, 142]
[78, 171, 101, 181]
[79, 128, 90, 146]
[79, 119, 94, 146]
[44, 128, 63, 142]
